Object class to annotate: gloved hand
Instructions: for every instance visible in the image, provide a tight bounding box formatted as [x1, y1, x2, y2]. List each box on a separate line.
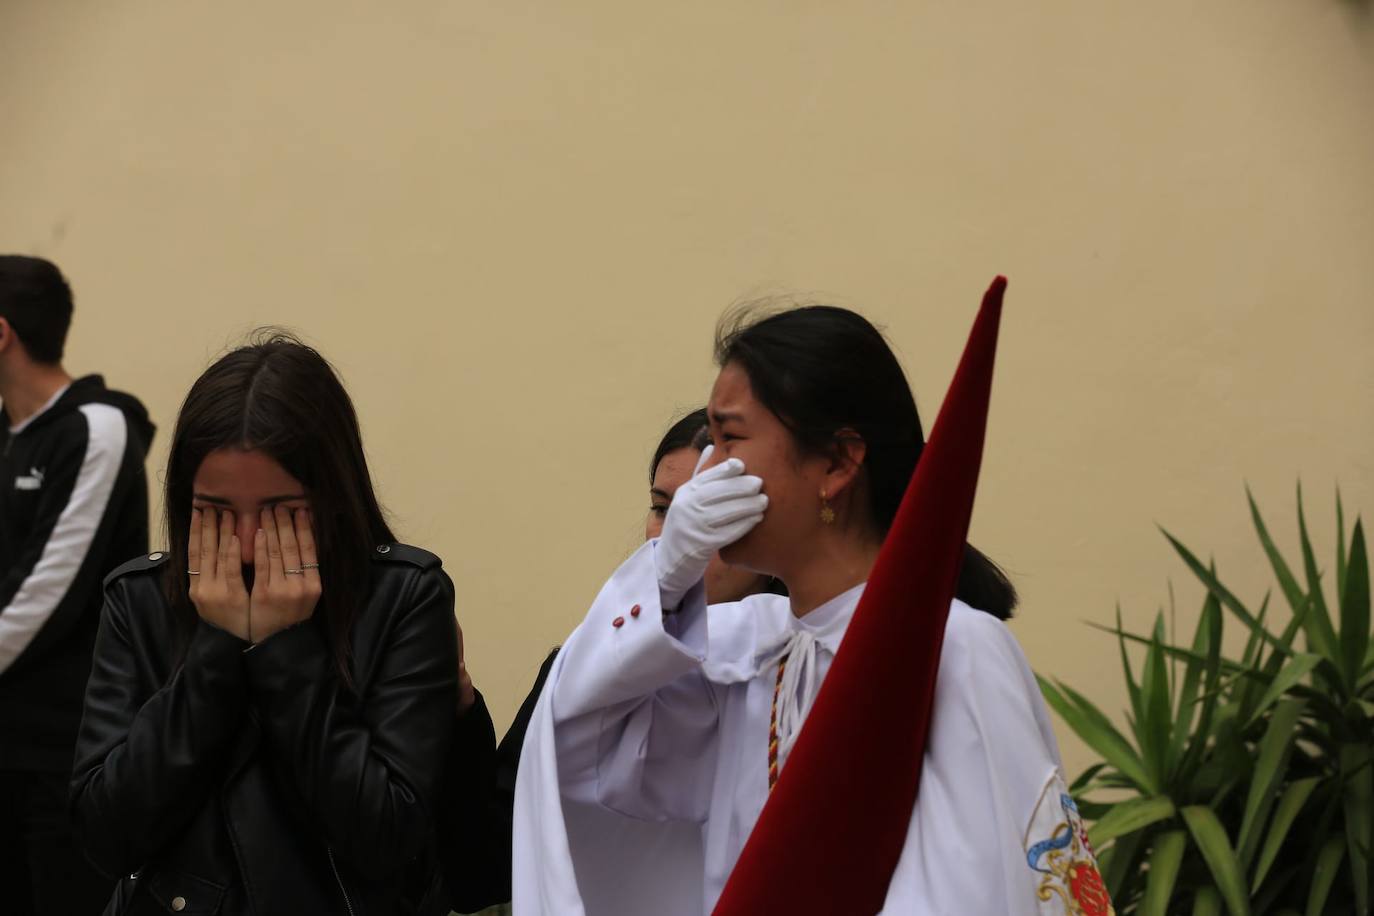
[655, 445, 768, 609]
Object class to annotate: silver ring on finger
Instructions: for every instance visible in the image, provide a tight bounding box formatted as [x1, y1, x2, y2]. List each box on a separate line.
[301, 563, 320, 570]
[187, 570, 202, 576]
[284, 567, 305, 575]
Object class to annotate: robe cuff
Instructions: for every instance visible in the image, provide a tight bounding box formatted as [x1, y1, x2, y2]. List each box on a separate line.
[554, 542, 705, 719]
[605, 544, 703, 695]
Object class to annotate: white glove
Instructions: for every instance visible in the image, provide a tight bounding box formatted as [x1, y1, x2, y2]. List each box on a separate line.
[655, 445, 768, 609]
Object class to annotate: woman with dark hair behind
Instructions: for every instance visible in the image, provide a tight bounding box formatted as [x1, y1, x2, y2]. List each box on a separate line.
[513, 302, 1105, 913]
[457, 407, 783, 914]
[70, 332, 493, 916]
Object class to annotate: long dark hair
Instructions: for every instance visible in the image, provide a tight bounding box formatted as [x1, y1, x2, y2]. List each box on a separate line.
[162, 330, 395, 679]
[714, 304, 1017, 619]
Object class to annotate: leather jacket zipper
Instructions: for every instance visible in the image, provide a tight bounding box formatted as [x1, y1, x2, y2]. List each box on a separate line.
[327, 847, 356, 916]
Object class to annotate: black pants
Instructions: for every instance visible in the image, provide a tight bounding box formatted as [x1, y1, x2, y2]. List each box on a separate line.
[0, 768, 113, 916]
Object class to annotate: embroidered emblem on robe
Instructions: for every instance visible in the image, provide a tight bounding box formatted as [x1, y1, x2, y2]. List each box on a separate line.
[1025, 772, 1115, 916]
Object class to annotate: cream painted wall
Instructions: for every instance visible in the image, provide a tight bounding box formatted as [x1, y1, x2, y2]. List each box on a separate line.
[3, 0, 1372, 782]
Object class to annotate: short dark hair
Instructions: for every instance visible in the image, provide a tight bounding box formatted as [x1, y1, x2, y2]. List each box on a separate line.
[0, 256, 74, 364]
[715, 303, 1018, 619]
[649, 407, 709, 484]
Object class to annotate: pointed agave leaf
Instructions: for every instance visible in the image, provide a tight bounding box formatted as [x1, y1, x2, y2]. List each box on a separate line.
[1252, 777, 1321, 893]
[1181, 806, 1251, 916]
[1180, 596, 1226, 781]
[1141, 829, 1188, 916]
[1247, 653, 1322, 726]
[1172, 591, 1219, 767]
[1249, 485, 1309, 621]
[1238, 699, 1306, 867]
[1260, 594, 1313, 688]
[1074, 797, 1116, 821]
[1038, 675, 1156, 793]
[1169, 580, 1180, 701]
[1193, 886, 1223, 916]
[1070, 762, 1107, 794]
[1252, 857, 1304, 914]
[1235, 595, 1273, 719]
[1087, 795, 1177, 847]
[1139, 614, 1174, 784]
[1288, 683, 1353, 723]
[1340, 522, 1370, 690]
[1088, 622, 1257, 679]
[1163, 529, 1294, 660]
[1342, 741, 1373, 916]
[1296, 486, 1342, 673]
[1305, 834, 1345, 916]
[1100, 827, 1146, 900]
[1117, 604, 1143, 727]
[1240, 594, 1271, 669]
[1337, 489, 1348, 608]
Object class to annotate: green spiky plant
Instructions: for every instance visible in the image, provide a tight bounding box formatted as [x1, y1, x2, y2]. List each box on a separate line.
[1039, 488, 1373, 916]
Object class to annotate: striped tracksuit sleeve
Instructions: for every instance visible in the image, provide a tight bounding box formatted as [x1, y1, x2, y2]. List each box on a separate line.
[0, 404, 130, 674]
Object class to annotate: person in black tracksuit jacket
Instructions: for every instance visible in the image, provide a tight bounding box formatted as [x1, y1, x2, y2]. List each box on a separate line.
[0, 256, 153, 916]
[70, 331, 494, 916]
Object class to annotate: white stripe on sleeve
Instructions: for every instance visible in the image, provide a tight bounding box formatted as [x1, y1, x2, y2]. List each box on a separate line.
[0, 404, 128, 674]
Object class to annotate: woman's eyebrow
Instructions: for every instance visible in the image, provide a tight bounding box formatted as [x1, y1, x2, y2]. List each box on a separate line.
[261, 494, 308, 506]
[192, 493, 307, 506]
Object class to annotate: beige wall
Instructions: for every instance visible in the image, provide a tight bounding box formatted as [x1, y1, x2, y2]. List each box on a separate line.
[3, 0, 1372, 781]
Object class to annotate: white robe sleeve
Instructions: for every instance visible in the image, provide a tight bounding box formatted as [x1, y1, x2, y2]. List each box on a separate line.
[549, 540, 724, 823]
[513, 541, 714, 916]
[882, 603, 1099, 915]
[512, 649, 705, 916]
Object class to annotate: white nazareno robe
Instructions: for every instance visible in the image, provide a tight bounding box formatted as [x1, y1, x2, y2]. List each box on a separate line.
[512, 542, 1111, 915]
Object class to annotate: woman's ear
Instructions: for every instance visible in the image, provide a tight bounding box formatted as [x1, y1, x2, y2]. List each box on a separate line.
[823, 428, 867, 498]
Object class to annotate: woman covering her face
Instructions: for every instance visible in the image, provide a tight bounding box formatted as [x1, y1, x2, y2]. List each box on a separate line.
[464, 407, 781, 915]
[70, 333, 488, 916]
[646, 408, 781, 606]
[513, 304, 1104, 914]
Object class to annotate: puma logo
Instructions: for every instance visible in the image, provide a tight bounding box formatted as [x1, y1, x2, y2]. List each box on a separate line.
[14, 467, 44, 491]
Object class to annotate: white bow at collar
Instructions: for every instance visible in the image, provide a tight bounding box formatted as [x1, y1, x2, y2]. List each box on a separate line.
[751, 582, 865, 770]
[759, 628, 821, 767]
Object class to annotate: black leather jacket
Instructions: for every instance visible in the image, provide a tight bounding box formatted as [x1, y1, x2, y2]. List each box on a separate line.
[70, 543, 488, 916]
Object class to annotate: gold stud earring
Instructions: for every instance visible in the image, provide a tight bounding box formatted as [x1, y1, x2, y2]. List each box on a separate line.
[820, 488, 836, 525]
